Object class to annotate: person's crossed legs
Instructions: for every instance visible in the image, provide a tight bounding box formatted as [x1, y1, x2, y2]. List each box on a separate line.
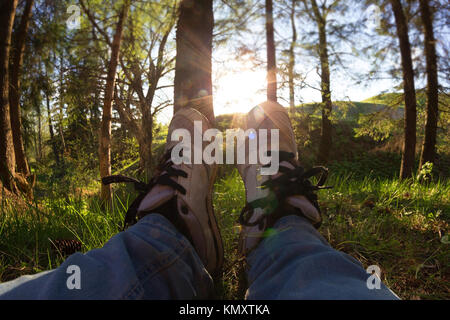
[0, 102, 398, 300]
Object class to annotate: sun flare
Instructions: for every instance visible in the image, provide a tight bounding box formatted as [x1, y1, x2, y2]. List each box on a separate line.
[213, 59, 267, 116]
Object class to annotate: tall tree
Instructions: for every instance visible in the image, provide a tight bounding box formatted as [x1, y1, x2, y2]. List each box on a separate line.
[9, 0, 34, 177]
[302, 0, 333, 164]
[117, 1, 176, 176]
[0, 0, 19, 193]
[418, 0, 439, 171]
[43, 61, 60, 166]
[390, 0, 417, 179]
[288, 0, 297, 112]
[82, 0, 131, 203]
[265, 0, 277, 102]
[174, 0, 215, 124]
[57, 52, 66, 157]
[100, 1, 129, 203]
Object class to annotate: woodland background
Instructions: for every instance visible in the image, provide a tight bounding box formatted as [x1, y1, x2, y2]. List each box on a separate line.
[0, 0, 449, 299]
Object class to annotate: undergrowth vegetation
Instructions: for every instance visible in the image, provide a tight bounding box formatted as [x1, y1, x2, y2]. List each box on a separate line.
[1, 167, 448, 299]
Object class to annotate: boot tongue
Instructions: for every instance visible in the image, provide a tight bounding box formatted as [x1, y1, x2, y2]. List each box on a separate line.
[137, 185, 175, 213]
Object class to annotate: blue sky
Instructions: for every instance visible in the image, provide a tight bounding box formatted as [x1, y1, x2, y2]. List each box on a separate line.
[156, 0, 449, 124]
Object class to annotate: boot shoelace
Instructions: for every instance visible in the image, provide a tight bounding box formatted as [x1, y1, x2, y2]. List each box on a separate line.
[102, 148, 187, 230]
[238, 151, 331, 229]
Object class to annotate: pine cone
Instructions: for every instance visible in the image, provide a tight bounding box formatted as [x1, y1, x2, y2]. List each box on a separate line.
[51, 239, 82, 256]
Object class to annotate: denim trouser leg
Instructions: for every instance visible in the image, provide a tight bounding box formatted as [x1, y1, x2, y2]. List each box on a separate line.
[0, 214, 213, 299]
[245, 215, 399, 300]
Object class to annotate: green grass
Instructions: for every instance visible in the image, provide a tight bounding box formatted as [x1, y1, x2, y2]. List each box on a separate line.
[319, 173, 449, 299]
[0, 170, 448, 299]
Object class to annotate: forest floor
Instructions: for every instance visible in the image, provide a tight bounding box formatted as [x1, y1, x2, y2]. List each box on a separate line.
[0, 169, 449, 299]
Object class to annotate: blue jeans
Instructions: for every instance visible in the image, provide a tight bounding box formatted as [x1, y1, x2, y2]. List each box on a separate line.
[0, 214, 398, 299]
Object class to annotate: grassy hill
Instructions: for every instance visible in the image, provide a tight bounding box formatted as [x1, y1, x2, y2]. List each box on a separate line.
[216, 94, 407, 126]
[295, 100, 404, 122]
[216, 91, 448, 125]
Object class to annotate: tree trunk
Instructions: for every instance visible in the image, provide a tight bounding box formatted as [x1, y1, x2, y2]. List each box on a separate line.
[37, 105, 42, 162]
[0, 0, 19, 193]
[9, 0, 33, 177]
[33, 125, 37, 164]
[46, 91, 60, 165]
[265, 0, 277, 102]
[138, 140, 152, 178]
[138, 116, 153, 178]
[288, 0, 297, 113]
[58, 53, 66, 156]
[390, 0, 417, 179]
[174, 0, 215, 124]
[418, 0, 439, 170]
[99, 0, 130, 204]
[311, 0, 332, 165]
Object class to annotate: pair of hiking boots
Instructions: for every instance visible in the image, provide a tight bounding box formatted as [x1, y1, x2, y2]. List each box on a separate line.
[103, 101, 328, 277]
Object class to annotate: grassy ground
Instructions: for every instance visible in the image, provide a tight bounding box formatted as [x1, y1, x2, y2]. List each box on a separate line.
[0, 169, 448, 299]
